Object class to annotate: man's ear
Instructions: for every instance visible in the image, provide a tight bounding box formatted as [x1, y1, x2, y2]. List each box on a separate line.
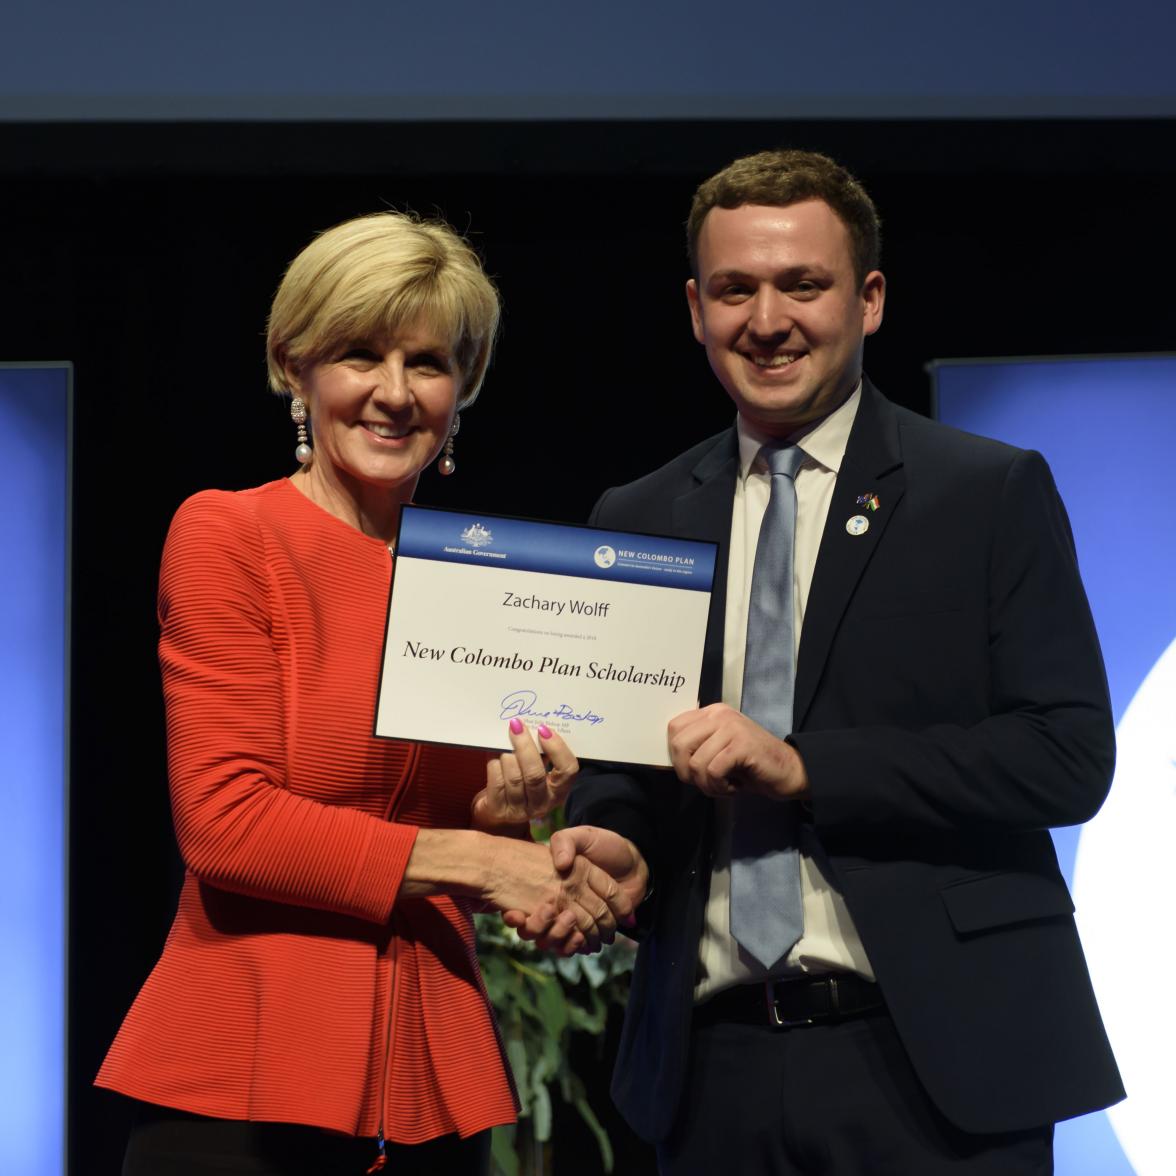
[686, 278, 705, 344]
[861, 270, 886, 337]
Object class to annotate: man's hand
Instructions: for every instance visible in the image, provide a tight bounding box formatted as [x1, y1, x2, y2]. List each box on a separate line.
[503, 826, 649, 952]
[667, 703, 809, 800]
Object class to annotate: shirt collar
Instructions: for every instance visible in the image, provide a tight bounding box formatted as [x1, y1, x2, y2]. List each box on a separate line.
[736, 381, 862, 481]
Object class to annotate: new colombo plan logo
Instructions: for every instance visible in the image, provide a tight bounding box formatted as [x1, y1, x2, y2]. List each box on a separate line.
[593, 545, 617, 569]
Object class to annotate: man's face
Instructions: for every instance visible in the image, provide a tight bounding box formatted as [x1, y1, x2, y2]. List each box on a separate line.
[686, 200, 885, 436]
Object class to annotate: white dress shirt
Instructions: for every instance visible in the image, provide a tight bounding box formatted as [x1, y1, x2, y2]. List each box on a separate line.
[695, 386, 875, 1002]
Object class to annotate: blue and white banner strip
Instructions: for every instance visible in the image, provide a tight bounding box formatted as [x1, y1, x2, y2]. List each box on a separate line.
[396, 506, 717, 592]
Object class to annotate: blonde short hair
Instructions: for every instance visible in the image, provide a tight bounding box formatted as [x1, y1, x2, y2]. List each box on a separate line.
[266, 211, 501, 410]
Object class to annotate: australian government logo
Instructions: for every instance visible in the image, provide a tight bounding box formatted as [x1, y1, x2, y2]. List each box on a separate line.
[442, 520, 507, 561]
[460, 522, 493, 549]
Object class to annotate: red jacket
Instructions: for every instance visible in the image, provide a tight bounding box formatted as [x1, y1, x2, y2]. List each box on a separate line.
[97, 480, 516, 1142]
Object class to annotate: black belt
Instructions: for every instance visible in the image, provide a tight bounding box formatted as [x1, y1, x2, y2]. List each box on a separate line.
[696, 973, 885, 1030]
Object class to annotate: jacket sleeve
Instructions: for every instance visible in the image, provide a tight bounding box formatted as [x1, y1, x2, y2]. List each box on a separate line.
[793, 449, 1116, 836]
[158, 491, 418, 923]
[563, 485, 679, 920]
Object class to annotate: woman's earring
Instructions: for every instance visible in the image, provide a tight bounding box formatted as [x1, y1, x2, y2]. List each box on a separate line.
[438, 413, 459, 476]
[291, 397, 312, 465]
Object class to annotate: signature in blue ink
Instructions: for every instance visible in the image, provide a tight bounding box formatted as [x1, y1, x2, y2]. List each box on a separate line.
[499, 689, 605, 726]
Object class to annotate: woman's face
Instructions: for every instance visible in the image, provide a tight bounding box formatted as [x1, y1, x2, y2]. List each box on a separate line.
[294, 321, 462, 504]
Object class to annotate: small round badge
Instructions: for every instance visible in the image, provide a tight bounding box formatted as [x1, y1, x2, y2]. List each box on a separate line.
[846, 514, 870, 536]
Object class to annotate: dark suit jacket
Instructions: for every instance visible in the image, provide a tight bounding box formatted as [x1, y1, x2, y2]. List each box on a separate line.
[566, 380, 1124, 1143]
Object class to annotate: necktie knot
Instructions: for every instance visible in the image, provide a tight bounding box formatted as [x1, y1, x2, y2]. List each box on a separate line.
[762, 443, 806, 481]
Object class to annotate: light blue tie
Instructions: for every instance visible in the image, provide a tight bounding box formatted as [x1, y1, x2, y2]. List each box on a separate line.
[730, 443, 806, 969]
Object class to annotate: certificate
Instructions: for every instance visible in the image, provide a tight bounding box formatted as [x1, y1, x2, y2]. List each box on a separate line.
[374, 505, 717, 766]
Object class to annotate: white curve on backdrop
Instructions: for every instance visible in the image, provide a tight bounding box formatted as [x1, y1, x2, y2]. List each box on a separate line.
[1072, 634, 1176, 1176]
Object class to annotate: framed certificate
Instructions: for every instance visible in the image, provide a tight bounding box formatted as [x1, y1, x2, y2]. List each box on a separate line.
[374, 505, 717, 766]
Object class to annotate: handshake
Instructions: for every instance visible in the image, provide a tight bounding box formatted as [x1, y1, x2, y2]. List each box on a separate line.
[487, 824, 649, 957]
[471, 720, 649, 956]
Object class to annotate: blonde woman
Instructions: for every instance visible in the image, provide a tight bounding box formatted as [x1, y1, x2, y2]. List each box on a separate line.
[97, 212, 633, 1176]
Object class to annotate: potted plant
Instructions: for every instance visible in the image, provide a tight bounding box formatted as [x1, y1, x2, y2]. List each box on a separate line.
[476, 815, 636, 1176]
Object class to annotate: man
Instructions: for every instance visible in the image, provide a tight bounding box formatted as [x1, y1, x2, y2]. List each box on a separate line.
[557, 149, 1124, 1173]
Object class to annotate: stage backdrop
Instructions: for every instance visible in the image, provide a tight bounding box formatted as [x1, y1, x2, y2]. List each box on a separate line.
[3, 354, 1169, 1174]
[4, 0, 1176, 120]
[0, 364, 70, 1175]
[932, 353, 1176, 1176]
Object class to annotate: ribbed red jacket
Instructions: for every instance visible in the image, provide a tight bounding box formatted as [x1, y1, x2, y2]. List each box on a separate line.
[96, 479, 517, 1142]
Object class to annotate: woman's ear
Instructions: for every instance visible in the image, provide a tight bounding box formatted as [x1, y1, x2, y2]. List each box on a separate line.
[278, 347, 302, 396]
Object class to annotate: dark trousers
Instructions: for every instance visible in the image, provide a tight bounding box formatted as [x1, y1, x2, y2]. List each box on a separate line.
[122, 1104, 492, 1176]
[657, 1008, 1052, 1176]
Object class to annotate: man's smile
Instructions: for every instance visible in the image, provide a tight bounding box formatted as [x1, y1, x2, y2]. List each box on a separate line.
[746, 352, 804, 368]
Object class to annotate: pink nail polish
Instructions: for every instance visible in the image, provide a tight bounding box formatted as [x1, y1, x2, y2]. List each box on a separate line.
[538, 724, 553, 739]
[509, 718, 524, 735]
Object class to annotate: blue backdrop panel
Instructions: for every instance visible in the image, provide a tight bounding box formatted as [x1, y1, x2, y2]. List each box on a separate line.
[933, 353, 1176, 1176]
[4, 0, 1176, 119]
[0, 364, 70, 1175]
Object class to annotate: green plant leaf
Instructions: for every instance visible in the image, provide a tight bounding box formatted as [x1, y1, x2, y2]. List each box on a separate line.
[490, 1124, 521, 1176]
[479, 953, 514, 1005]
[534, 974, 570, 1040]
[509, 955, 554, 984]
[505, 1035, 531, 1107]
[531, 1081, 553, 1143]
[554, 954, 583, 984]
[572, 1092, 615, 1172]
[580, 952, 609, 989]
[566, 990, 607, 1035]
[509, 979, 542, 1022]
[531, 1026, 561, 1093]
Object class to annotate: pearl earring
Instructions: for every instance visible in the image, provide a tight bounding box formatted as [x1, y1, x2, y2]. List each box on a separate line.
[290, 397, 312, 465]
[438, 413, 459, 476]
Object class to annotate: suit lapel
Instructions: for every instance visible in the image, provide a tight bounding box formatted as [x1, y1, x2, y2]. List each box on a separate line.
[672, 431, 738, 706]
[794, 382, 906, 729]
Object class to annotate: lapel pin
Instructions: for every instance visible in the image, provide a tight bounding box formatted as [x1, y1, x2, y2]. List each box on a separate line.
[846, 514, 870, 536]
[855, 492, 880, 512]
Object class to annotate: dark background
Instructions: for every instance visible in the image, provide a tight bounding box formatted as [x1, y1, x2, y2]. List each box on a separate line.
[2, 116, 1173, 1174]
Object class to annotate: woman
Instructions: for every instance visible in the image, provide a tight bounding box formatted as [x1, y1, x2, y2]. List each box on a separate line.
[96, 211, 628, 1175]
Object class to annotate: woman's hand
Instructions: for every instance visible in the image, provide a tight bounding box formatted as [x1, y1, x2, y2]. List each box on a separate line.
[471, 721, 579, 831]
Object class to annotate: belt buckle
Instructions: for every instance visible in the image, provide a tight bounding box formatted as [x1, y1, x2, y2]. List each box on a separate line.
[764, 979, 816, 1029]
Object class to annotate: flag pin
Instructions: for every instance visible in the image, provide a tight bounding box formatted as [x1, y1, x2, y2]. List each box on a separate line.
[855, 492, 880, 512]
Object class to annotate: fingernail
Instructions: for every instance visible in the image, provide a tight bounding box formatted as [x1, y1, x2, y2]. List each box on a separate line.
[538, 724, 552, 739]
[509, 718, 524, 735]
